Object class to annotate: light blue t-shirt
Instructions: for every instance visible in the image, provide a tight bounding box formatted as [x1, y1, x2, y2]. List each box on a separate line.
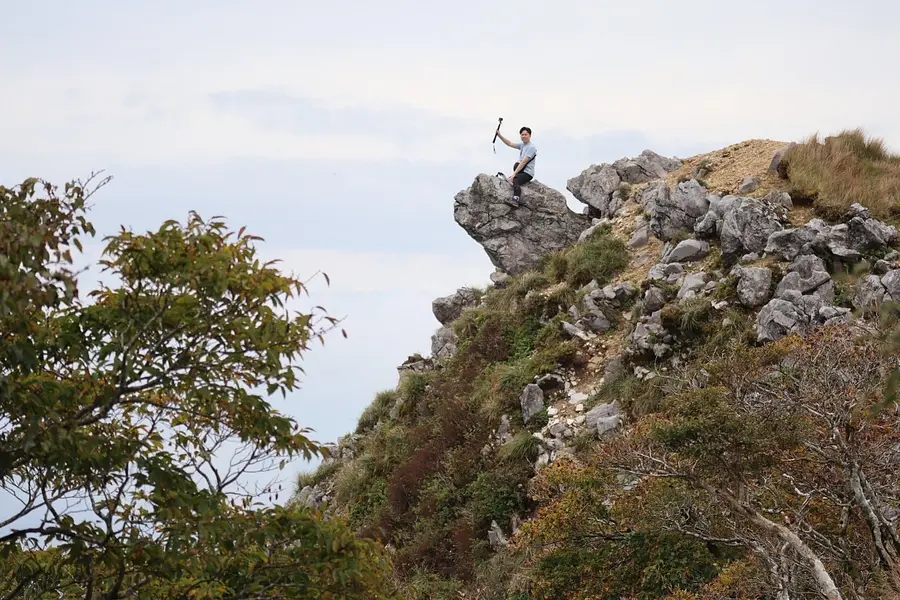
[515, 142, 537, 176]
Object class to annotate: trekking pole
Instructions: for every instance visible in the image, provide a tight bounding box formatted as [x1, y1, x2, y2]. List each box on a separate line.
[492, 117, 503, 153]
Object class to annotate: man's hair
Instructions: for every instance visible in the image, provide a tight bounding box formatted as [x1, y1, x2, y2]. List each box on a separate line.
[519, 126, 532, 135]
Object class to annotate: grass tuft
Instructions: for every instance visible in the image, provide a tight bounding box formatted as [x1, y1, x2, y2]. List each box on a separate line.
[782, 128, 900, 221]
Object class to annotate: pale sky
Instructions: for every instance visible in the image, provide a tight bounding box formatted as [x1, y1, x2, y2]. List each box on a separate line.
[1, 0, 897, 493]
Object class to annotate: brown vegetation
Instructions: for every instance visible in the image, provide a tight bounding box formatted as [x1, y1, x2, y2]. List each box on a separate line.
[782, 128, 900, 221]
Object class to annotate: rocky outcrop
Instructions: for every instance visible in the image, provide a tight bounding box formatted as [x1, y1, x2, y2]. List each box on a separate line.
[662, 239, 709, 263]
[566, 164, 624, 218]
[520, 384, 545, 424]
[765, 205, 897, 263]
[432, 288, 478, 325]
[431, 326, 458, 359]
[755, 255, 842, 342]
[649, 180, 711, 241]
[454, 174, 591, 275]
[612, 150, 683, 184]
[567, 150, 681, 218]
[720, 198, 786, 263]
[734, 266, 773, 308]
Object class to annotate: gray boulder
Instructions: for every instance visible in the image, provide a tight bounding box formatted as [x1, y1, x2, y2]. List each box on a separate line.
[882, 269, 900, 302]
[631, 310, 673, 358]
[764, 189, 793, 210]
[635, 180, 669, 213]
[738, 176, 760, 194]
[847, 212, 898, 251]
[454, 174, 591, 275]
[650, 180, 710, 241]
[643, 287, 667, 313]
[600, 281, 637, 306]
[757, 298, 809, 343]
[677, 272, 710, 301]
[648, 262, 686, 285]
[775, 255, 831, 298]
[569, 288, 613, 334]
[431, 326, 458, 359]
[768, 143, 796, 178]
[662, 238, 710, 263]
[611, 149, 683, 184]
[853, 275, 887, 313]
[520, 384, 545, 424]
[567, 164, 624, 218]
[735, 267, 773, 308]
[765, 209, 896, 263]
[584, 401, 623, 438]
[432, 287, 478, 325]
[720, 197, 784, 263]
[693, 194, 740, 238]
[629, 223, 650, 249]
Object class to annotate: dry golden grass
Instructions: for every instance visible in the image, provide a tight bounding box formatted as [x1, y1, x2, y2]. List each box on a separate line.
[782, 128, 900, 222]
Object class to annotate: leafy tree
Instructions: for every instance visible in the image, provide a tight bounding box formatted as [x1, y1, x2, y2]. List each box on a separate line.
[0, 176, 397, 599]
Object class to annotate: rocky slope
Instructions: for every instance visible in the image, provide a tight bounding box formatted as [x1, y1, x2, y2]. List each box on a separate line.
[294, 134, 900, 600]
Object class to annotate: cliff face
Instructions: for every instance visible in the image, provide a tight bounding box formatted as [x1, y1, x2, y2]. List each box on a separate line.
[295, 132, 900, 600]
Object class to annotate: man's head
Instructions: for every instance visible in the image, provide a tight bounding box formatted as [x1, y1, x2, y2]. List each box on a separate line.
[519, 126, 532, 144]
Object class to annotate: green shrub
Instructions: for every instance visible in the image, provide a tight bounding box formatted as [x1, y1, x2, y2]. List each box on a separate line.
[467, 467, 528, 531]
[355, 389, 398, 433]
[498, 431, 543, 463]
[563, 228, 629, 288]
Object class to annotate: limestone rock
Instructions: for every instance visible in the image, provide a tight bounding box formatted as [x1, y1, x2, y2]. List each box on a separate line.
[882, 269, 900, 302]
[566, 164, 623, 218]
[720, 197, 784, 263]
[853, 275, 887, 313]
[735, 267, 773, 308]
[764, 189, 793, 210]
[635, 180, 669, 213]
[694, 194, 738, 238]
[765, 209, 896, 263]
[768, 143, 796, 178]
[738, 175, 760, 194]
[431, 326, 458, 359]
[611, 149, 683, 184]
[648, 262, 686, 285]
[677, 272, 710, 301]
[600, 281, 637, 306]
[757, 298, 808, 343]
[662, 239, 710, 263]
[650, 180, 710, 241]
[629, 224, 650, 249]
[454, 174, 591, 275]
[643, 286, 667, 313]
[585, 401, 622, 439]
[432, 287, 478, 325]
[520, 384, 545, 425]
[774, 255, 831, 298]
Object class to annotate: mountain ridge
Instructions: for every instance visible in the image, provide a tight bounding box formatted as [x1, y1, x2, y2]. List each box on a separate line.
[294, 129, 900, 600]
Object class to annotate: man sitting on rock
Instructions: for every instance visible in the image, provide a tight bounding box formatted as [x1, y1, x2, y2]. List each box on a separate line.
[496, 126, 537, 203]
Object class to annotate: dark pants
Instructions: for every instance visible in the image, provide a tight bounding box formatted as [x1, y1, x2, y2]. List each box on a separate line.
[512, 162, 533, 198]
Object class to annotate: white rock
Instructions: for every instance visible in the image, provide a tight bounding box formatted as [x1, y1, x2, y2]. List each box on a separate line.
[575, 403, 585, 412]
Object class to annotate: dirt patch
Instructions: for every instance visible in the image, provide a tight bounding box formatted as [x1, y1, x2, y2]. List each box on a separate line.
[668, 139, 791, 196]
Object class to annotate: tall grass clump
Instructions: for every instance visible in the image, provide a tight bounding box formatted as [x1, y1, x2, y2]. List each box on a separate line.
[782, 128, 900, 221]
[545, 225, 629, 288]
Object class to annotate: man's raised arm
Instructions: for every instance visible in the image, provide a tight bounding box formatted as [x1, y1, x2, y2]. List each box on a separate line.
[496, 132, 519, 148]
